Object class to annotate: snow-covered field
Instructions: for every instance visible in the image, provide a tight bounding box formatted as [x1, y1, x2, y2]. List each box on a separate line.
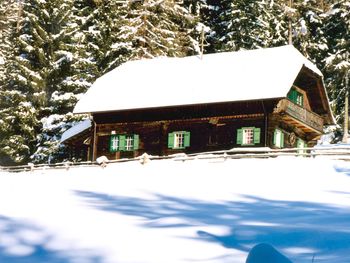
[1, 157, 350, 263]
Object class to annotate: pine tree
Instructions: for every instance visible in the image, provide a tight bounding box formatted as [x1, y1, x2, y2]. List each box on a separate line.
[323, 0, 350, 123]
[0, 0, 89, 163]
[192, 0, 288, 53]
[285, 0, 328, 66]
[192, 0, 234, 53]
[95, 0, 200, 73]
[33, 0, 99, 162]
[0, 0, 39, 165]
[0, 0, 19, 84]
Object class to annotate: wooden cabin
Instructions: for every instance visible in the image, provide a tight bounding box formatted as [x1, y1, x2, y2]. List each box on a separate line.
[64, 45, 335, 161]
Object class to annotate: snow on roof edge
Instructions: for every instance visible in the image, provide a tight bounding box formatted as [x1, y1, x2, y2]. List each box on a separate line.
[73, 97, 285, 115]
[61, 119, 92, 143]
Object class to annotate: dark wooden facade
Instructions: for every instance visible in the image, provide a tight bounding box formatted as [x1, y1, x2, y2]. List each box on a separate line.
[92, 102, 270, 160]
[89, 98, 324, 160]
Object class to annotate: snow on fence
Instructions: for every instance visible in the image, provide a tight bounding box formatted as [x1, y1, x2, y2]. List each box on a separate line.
[1, 146, 350, 173]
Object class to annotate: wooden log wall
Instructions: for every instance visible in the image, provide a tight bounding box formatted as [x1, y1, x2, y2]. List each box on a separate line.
[267, 113, 320, 149]
[94, 114, 267, 160]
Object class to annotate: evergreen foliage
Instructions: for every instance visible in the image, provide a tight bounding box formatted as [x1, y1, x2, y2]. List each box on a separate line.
[33, 0, 99, 162]
[94, 0, 200, 73]
[323, 0, 350, 121]
[0, 0, 349, 164]
[0, 0, 40, 164]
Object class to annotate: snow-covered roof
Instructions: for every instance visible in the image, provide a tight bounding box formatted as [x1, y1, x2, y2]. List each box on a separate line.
[60, 119, 91, 143]
[73, 45, 324, 114]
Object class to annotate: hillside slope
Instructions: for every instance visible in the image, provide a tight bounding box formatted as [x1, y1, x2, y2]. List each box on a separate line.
[1, 157, 350, 263]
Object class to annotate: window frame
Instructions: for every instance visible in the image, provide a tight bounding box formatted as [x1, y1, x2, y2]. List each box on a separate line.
[237, 127, 261, 146]
[110, 134, 120, 153]
[243, 127, 255, 145]
[168, 131, 190, 149]
[288, 88, 304, 107]
[125, 135, 134, 151]
[297, 138, 307, 154]
[109, 134, 139, 152]
[273, 129, 284, 148]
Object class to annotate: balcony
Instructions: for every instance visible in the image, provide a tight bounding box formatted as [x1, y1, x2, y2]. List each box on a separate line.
[274, 99, 324, 133]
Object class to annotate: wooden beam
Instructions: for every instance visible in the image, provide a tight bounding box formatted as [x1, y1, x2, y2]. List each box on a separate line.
[95, 113, 265, 129]
[92, 121, 98, 161]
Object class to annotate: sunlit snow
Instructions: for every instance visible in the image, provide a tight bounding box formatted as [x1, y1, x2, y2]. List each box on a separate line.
[1, 157, 350, 263]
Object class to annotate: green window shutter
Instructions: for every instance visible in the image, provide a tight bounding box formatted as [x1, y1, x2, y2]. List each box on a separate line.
[287, 90, 293, 101]
[237, 129, 243, 145]
[293, 90, 297, 102]
[274, 129, 284, 148]
[294, 90, 298, 102]
[254, 128, 261, 144]
[168, 132, 174, 149]
[184, 131, 190, 148]
[281, 132, 285, 148]
[119, 135, 126, 151]
[109, 135, 118, 152]
[297, 139, 302, 148]
[288, 89, 297, 103]
[133, 134, 139, 150]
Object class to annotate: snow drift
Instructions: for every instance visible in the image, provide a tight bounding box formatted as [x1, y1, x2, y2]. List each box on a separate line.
[0, 157, 350, 263]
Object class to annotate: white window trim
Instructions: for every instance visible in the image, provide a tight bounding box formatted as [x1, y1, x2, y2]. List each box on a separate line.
[125, 135, 134, 151]
[174, 132, 185, 149]
[111, 136, 119, 151]
[242, 128, 254, 145]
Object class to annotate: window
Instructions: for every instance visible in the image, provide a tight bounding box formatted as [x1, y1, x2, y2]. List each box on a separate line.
[288, 88, 303, 107]
[237, 127, 261, 145]
[110, 135, 119, 152]
[174, 132, 185, 148]
[109, 134, 139, 152]
[273, 129, 284, 148]
[168, 131, 190, 149]
[297, 138, 307, 154]
[125, 135, 134, 151]
[243, 128, 254, 145]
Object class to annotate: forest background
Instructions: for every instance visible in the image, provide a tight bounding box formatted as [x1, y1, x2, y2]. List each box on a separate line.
[0, 0, 348, 165]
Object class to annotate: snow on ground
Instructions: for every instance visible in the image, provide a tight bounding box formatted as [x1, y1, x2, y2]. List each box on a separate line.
[1, 157, 350, 263]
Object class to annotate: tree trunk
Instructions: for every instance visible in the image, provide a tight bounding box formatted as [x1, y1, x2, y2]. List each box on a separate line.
[288, 0, 293, 45]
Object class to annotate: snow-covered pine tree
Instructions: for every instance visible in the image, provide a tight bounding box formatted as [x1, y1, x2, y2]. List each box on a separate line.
[221, 0, 254, 51]
[32, 0, 99, 163]
[0, 0, 40, 165]
[183, 0, 288, 53]
[285, 0, 328, 67]
[0, 0, 89, 163]
[95, 0, 200, 73]
[189, 0, 234, 53]
[323, 0, 350, 124]
[0, 0, 20, 84]
[81, 0, 130, 72]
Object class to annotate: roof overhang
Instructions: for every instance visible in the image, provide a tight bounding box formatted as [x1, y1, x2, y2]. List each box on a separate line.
[73, 45, 335, 127]
[61, 119, 92, 144]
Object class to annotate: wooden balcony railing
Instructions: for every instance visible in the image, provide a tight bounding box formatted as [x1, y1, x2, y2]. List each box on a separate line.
[274, 99, 324, 133]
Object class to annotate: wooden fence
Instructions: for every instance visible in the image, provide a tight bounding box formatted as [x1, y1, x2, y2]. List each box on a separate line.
[1, 146, 350, 173]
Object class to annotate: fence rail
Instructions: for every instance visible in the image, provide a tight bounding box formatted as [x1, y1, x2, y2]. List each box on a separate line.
[1, 146, 350, 173]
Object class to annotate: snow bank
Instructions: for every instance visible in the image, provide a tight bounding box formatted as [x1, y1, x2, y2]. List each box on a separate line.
[0, 157, 350, 263]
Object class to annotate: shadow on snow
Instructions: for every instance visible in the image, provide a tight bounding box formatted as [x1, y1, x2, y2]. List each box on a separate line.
[0, 215, 103, 263]
[75, 190, 350, 263]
